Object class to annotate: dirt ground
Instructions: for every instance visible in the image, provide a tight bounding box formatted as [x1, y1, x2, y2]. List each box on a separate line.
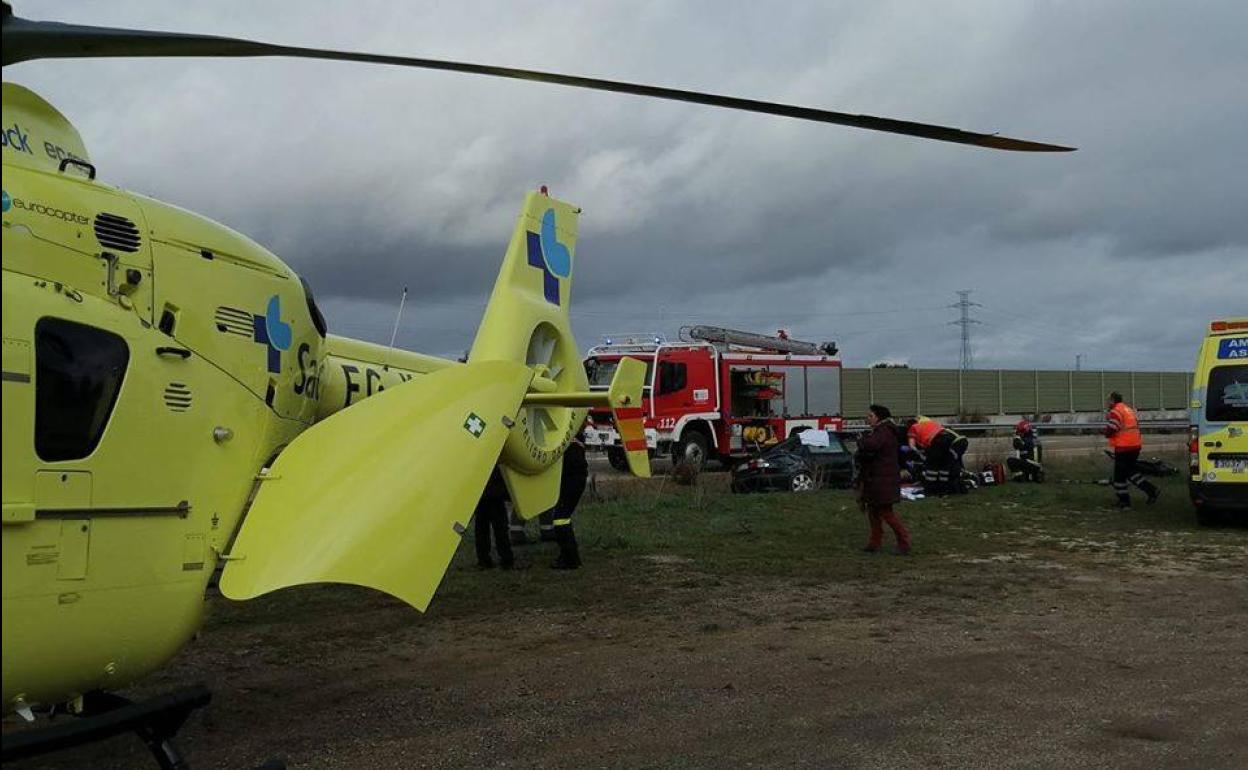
[13, 544, 1246, 767]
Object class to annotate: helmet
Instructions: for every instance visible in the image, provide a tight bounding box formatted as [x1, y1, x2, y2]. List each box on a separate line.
[1015, 419, 1032, 435]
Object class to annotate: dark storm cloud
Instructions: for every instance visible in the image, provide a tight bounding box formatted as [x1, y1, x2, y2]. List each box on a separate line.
[8, 0, 1245, 370]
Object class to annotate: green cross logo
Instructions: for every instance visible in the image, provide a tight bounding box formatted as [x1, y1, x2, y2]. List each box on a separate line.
[464, 412, 486, 438]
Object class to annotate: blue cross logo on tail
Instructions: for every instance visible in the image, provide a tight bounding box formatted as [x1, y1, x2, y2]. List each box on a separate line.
[253, 295, 292, 373]
[526, 208, 572, 306]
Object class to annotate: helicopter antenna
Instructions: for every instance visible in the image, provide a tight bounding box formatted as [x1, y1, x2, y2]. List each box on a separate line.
[388, 285, 408, 350]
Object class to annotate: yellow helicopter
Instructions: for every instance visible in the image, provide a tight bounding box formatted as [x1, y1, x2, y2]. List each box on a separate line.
[0, 3, 1072, 765]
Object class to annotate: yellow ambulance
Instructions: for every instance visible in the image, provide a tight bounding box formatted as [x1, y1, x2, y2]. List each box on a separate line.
[1189, 318, 1248, 522]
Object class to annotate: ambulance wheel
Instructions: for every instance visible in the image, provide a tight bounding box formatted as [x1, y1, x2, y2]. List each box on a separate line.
[674, 431, 708, 472]
[1196, 507, 1223, 527]
[606, 447, 629, 472]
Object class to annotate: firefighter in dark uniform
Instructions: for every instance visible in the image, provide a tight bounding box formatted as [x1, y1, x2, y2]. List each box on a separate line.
[473, 468, 515, 569]
[551, 432, 589, 569]
[537, 510, 557, 542]
[1104, 392, 1160, 507]
[1008, 419, 1045, 482]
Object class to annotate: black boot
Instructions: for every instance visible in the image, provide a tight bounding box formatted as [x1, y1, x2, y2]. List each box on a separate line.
[553, 526, 581, 569]
[1143, 482, 1161, 505]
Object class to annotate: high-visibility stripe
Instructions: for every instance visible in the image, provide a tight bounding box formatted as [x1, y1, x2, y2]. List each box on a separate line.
[553, 518, 572, 526]
[617, 413, 646, 454]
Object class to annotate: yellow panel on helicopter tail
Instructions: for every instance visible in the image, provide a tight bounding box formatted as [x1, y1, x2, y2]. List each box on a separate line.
[219, 360, 532, 611]
[468, 190, 591, 518]
[608, 357, 652, 478]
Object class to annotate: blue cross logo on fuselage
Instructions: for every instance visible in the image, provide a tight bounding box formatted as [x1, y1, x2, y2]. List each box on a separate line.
[253, 295, 292, 374]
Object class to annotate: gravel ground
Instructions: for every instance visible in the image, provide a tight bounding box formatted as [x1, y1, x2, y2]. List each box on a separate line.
[8, 537, 1245, 769]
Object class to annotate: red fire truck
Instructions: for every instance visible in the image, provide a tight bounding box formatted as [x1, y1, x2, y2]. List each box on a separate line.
[583, 326, 844, 470]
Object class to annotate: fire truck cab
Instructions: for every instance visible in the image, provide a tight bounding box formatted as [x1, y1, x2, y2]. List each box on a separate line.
[583, 326, 843, 470]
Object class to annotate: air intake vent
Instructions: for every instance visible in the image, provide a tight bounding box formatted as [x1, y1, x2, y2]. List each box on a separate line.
[93, 213, 142, 253]
[215, 306, 254, 337]
[164, 383, 192, 412]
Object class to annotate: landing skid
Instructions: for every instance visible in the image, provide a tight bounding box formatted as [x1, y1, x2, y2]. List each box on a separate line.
[2, 684, 214, 769]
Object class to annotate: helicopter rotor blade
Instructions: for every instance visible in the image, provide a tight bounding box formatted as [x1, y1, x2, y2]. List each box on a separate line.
[0, 6, 1074, 152]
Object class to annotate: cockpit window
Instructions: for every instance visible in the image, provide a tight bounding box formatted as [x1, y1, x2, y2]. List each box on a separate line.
[35, 318, 129, 461]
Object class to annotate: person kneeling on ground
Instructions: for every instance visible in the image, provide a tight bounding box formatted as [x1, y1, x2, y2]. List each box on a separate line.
[1008, 419, 1045, 482]
[856, 404, 912, 555]
[907, 416, 970, 494]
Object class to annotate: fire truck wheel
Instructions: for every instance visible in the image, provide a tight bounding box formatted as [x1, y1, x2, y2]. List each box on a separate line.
[674, 431, 709, 471]
[606, 447, 629, 472]
[789, 471, 816, 492]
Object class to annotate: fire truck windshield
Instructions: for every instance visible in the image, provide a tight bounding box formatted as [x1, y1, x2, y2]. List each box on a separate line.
[585, 357, 654, 389]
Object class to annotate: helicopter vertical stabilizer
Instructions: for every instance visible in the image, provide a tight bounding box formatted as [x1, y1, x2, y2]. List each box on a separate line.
[607, 357, 651, 478]
[469, 190, 589, 518]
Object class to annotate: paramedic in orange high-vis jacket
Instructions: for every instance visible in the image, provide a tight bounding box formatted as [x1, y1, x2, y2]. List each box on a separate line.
[907, 416, 969, 494]
[1104, 391, 1160, 508]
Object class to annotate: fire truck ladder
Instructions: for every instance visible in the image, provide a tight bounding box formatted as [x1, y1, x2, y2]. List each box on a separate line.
[681, 325, 838, 356]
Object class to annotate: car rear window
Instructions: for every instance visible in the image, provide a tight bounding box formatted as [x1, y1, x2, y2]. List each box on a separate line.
[1206, 364, 1248, 422]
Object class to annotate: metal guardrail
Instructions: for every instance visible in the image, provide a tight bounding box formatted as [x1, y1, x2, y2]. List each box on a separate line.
[840, 420, 1188, 434]
[950, 420, 1186, 434]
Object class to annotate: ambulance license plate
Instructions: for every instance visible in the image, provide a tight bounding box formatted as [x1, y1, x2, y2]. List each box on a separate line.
[1214, 458, 1247, 472]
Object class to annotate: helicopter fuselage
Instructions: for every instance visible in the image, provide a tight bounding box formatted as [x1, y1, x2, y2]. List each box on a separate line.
[1, 82, 446, 713]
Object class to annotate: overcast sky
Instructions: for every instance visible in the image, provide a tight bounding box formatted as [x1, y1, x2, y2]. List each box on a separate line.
[8, 1, 1245, 369]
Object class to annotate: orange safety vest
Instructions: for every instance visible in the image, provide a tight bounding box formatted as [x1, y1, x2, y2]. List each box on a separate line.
[908, 418, 944, 449]
[1106, 402, 1142, 452]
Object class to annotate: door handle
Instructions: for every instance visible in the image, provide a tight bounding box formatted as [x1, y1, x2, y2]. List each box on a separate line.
[156, 346, 192, 359]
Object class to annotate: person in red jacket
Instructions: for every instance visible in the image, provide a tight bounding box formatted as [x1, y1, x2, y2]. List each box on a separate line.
[1104, 392, 1160, 508]
[855, 404, 911, 555]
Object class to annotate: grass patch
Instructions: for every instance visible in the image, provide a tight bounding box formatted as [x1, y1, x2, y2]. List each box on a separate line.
[204, 449, 1243, 632]
[431, 450, 1235, 609]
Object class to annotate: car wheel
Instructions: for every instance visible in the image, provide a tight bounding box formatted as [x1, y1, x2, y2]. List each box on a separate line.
[790, 471, 815, 492]
[606, 447, 629, 472]
[674, 431, 709, 472]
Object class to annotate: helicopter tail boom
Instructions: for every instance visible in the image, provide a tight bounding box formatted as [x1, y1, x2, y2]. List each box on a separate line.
[218, 190, 646, 611]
